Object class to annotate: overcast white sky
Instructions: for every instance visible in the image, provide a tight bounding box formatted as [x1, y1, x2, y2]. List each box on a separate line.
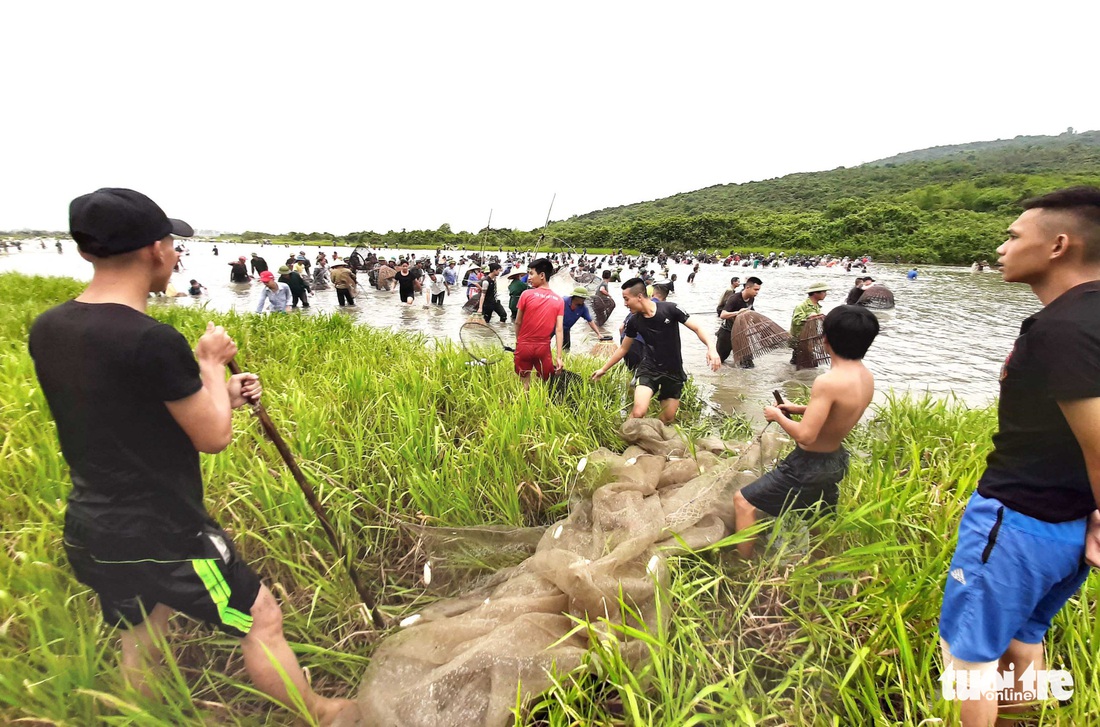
[2, 1, 1097, 235]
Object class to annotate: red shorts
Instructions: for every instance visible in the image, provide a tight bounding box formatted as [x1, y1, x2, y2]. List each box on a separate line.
[513, 342, 553, 380]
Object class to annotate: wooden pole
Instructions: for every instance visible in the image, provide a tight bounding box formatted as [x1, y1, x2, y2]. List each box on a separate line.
[228, 359, 387, 629]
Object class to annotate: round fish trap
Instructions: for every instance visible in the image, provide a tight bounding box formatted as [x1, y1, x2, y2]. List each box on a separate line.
[794, 316, 830, 369]
[857, 285, 895, 309]
[591, 293, 616, 327]
[462, 292, 483, 312]
[730, 311, 790, 366]
[548, 368, 582, 400]
[376, 265, 396, 290]
[588, 338, 618, 358]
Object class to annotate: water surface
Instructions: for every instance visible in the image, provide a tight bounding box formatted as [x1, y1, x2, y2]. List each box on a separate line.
[1, 240, 1030, 418]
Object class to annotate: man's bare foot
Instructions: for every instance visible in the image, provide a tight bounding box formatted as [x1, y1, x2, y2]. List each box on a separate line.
[315, 697, 360, 726]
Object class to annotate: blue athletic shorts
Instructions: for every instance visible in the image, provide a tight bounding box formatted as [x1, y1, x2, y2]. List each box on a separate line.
[939, 491, 1090, 663]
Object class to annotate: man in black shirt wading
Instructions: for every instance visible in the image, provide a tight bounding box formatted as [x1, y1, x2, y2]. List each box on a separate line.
[592, 277, 720, 424]
[938, 187, 1100, 727]
[28, 189, 353, 724]
[716, 276, 762, 364]
[477, 262, 508, 324]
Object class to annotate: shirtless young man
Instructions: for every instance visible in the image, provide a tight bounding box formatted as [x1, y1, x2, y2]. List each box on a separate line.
[732, 305, 880, 557]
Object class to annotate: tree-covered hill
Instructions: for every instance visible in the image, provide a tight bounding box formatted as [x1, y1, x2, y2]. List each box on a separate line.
[564, 130, 1100, 225]
[542, 129, 1100, 263]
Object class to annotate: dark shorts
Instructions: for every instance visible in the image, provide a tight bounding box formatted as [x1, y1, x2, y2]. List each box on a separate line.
[635, 368, 686, 401]
[740, 446, 849, 516]
[940, 491, 1089, 662]
[63, 522, 261, 637]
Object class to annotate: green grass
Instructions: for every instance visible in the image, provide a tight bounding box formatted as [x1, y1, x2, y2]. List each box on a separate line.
[1, 273, 1097, 725]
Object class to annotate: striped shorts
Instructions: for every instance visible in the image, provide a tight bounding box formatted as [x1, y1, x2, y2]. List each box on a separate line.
[64, 523, 261, 637]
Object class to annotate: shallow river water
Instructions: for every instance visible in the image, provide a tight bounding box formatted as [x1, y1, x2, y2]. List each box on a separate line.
[2, 240, 1034, 418]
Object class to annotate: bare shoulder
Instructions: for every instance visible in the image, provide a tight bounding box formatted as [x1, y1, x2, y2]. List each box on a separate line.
[817, 361, 874, 396]
[811, 369, 843, 393]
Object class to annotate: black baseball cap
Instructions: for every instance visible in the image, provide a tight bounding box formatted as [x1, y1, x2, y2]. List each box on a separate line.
[69, 188, 193, 257]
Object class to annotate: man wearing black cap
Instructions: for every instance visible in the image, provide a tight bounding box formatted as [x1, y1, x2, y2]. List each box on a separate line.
[28, 189, 353, 724]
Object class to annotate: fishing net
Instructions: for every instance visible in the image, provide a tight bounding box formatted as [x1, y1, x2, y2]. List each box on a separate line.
[857, 284, 895, 309]
[336, 419, 786, 727]
[462, 292, 483, 312]
[347, 245, 366, 271]
[730, 311, 790, 366]
[548, 267, 576, 297]
[376, 265, 396, 291]
[591, 292, 616, 327]
[794, 316, 830, 370]
[547, 368, 583, 401]
[573, 271, 597, 286]
[459, 322, 514, 366]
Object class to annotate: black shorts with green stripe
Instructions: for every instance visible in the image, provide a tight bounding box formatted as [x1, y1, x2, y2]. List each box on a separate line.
[63, 521, 261, 638]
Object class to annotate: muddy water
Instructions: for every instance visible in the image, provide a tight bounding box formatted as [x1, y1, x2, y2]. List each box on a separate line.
[1, 240, 1031, 418]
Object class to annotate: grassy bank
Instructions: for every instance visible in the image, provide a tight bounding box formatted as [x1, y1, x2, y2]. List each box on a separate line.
[1, 273, 1096, 725]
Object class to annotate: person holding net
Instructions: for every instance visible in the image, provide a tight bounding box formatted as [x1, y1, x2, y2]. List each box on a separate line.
[731, 305, 879, 558]
[717, 276, 761, 365]
[592, 277, 720, 424]
[790, 281, 828, 367]
[513, 258, 564, 389]
[28, 188, 353, 725]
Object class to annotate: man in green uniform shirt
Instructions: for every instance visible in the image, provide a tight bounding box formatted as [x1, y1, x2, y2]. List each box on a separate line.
[790, 281, 828, 366]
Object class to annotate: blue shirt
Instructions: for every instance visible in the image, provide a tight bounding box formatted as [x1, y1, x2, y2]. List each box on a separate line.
[562, 296, 593, 330]
[907, 269, 918, 280]
[443, 267, 458, 285]
[256, 282, 292, 313]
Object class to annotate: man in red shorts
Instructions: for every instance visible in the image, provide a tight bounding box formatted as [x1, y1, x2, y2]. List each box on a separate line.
[513, 257, 564, 389]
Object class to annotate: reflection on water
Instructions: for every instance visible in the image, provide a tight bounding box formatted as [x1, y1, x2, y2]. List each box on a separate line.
[2, 240, 1032, 419]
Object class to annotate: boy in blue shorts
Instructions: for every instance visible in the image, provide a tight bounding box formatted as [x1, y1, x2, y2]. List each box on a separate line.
[939, 187, 1100, 726]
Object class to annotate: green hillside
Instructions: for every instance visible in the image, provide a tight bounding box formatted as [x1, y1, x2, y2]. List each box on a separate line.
[16, 132, 1100, 266]
[544, 129, 1100, 263]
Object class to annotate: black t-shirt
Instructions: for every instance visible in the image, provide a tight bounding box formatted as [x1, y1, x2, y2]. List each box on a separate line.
[720, 291, 755, 330]
[846, 286, 864, 305]
[624, 301, 689, 376]
[395, 271, 416, 298]
[280, 271, 309, 293]
[229, 261, 249, 282]
[481, 276, 499, 301]
[978, 281, 1100, 522]
[29, 301, 209, 543]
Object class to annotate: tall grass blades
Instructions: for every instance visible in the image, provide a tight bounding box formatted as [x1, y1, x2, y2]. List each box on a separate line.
[1, 273, 1096, 725]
